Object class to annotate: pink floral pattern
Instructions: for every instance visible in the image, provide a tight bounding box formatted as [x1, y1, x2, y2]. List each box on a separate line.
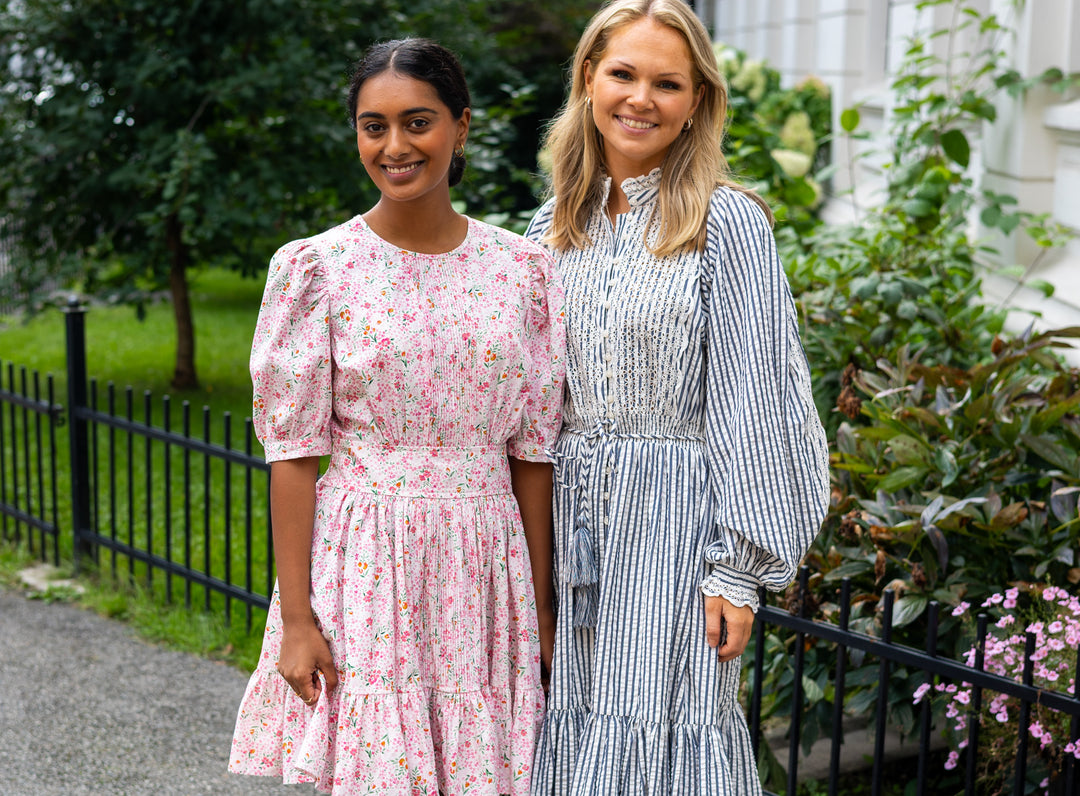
[229, 215, 565, 795]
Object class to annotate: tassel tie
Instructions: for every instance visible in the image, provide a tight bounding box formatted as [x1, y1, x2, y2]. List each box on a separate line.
[554, 421, 609, 629]
[568, 508, 599, 628]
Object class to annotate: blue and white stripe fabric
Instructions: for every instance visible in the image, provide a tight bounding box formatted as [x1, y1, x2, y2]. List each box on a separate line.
[525, 168, 830, 796]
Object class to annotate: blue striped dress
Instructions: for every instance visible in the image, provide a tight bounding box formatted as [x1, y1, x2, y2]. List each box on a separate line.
[525, 169, 830, 796]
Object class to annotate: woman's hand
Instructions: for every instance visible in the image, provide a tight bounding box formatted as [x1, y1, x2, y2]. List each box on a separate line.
[277, 619, 338, 706]
[704, 594, 755, 663]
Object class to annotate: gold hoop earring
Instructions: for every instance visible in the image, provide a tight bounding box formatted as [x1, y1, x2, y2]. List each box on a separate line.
[683, 117, 694, 131]
[454, 144, 465, 157]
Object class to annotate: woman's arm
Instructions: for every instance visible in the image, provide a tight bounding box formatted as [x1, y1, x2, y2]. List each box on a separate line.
[508, 457, 556, 675]
[271, 457, 338, 704]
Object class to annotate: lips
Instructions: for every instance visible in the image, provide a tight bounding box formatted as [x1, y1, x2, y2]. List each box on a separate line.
[383, 162, 421, 175]
[617, 115, 657, 130]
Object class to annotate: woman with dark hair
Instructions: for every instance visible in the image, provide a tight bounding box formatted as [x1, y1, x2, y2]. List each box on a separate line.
[526, 1, 829, 793]
[229, 38, 564, 796]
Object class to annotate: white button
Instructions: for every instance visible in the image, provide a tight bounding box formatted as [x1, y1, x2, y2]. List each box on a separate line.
[603, 492, 609, 500]
[603, 301, 611, 310]
[604, 353, 613, 363]
[605, 466, 613, 475]
[601, 329, 609, 339]
[612, 256, 620, 265]
[605, 370, 613, 380]
[606, 395, 615, 405]
[604, 516, 610, 525]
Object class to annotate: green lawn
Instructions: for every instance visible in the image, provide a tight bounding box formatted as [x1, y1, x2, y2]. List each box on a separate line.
[0, 267, 270, 671]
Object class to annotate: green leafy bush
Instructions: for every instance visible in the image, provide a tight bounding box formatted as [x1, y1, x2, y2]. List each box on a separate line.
[748, 0, 1080, 765]
[714, 44, 832, 239]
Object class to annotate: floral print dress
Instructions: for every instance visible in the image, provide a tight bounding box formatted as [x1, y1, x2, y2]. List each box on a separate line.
[229, 215, 565, 796]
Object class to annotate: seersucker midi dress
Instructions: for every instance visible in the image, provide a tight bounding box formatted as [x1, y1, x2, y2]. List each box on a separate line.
[525, 170, 830, 795]
[228, 215, 565, 796]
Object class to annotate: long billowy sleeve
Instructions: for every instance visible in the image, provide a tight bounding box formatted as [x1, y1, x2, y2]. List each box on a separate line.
[249, 238, 333, 463]
[699, 189, 830, 611]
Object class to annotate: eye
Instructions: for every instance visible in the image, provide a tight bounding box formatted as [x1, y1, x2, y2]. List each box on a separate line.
[407, 117, 431, 130]
[659, 80, 682, 91]
[610, 69, 632, 81]
[361, 121, 385, 134]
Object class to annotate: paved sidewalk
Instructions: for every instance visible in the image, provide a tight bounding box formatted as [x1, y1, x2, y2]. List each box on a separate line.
[0, 586, 297, 796]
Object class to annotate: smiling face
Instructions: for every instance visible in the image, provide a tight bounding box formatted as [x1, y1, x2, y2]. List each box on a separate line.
[354, 70, 470, 206]
[584, 16, 702, 182]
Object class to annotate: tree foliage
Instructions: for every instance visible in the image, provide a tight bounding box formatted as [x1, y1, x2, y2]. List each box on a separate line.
[0, 0, 597, 387]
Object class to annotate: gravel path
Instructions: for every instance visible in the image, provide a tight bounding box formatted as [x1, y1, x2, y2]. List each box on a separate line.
[0, 586, 302, 795]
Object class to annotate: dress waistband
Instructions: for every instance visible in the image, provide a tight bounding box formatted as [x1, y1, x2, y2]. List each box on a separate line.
[561, 417, 704, 444]
[320, 444, 511, 498]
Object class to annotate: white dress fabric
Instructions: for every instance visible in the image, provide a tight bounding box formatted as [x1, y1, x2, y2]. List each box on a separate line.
[525, 170, 830, 796]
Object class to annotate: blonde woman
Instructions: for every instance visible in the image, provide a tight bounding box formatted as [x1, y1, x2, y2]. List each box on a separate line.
[526, 1, 830, 793]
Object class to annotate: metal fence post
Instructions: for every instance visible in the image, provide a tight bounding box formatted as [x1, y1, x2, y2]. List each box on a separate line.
[63, 296, 94, 565]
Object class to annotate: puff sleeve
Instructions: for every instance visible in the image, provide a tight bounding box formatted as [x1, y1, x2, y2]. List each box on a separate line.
[698, 189, 830, 610]
[249, 239, 333, 463]
[506, 245, 566, 462]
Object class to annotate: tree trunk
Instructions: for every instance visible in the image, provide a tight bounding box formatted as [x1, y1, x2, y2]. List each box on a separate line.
[166, 214, 198, 390]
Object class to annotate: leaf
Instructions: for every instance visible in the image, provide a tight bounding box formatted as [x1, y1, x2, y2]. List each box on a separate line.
[892, 595, 929, 628]
[923, 523, 949, 570]
[889, 435, 930, 466]
[878, 466, 926, 492]
[902, 199, 935, 218]
[841, 107, 860, 132]
[990, 502, 1029, 531]
[1050, 484, 1080, 525]
[802, 674, 825, 703]
[935, 496, 988, 522]
[1020, 433, 1078, 472]
[934, 447, 959, 487]
[920, 495, 945, 525]
[941, 129, 970, 167]
[823, 560, 874, 582]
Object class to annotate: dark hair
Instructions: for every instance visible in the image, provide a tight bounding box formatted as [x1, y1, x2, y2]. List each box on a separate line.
[347, 38, 471, 187]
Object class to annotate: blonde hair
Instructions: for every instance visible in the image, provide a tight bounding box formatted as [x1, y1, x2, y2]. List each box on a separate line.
[542, 0, 771, 256]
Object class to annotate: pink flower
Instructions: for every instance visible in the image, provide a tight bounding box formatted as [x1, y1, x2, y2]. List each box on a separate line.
[913, 683, 932, 704]
[952, 601, 971, 617]
[944, 751, 959, 770]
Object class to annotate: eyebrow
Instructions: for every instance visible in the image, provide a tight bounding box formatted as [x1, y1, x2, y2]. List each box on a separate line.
[609, 59, 687, 78]
[356, 106, 440, 121]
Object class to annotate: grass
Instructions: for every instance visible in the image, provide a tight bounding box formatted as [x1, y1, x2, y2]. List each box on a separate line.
[0, 267, 270, 672]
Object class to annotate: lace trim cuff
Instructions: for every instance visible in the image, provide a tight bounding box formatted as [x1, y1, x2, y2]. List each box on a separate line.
[699, 568, 760, 613]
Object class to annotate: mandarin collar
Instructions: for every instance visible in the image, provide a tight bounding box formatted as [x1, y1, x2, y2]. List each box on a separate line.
[599, 167, 663, 213]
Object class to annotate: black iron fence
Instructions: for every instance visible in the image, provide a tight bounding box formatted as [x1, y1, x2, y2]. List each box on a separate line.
[0, 359, 62, 564]
[2, 300, 272, 628]
[0, 304, 1078, 795]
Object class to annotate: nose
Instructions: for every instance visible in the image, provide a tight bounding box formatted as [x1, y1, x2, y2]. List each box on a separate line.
[384, 124, 409, 158]
[627, 80, 652, 109]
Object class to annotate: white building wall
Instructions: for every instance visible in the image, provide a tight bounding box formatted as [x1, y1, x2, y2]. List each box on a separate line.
[706, 0, 1080, 346]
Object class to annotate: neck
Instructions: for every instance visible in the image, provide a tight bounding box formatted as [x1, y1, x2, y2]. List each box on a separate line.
[364, 191, 466, 254]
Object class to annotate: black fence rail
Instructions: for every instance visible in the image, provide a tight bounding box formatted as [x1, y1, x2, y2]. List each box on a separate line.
[1, 304, 1078, 794]
[0, 359, 63, 564]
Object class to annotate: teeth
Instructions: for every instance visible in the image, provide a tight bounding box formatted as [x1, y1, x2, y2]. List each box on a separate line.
[385, 164, 417, 174]
[620, 117, 656, 130]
